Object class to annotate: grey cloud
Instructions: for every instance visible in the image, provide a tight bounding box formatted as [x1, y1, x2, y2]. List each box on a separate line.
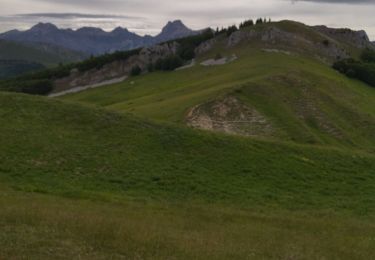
[292, 0, 375, 4]
[15, 13, 143, 20]
[33, 0, 142, 9]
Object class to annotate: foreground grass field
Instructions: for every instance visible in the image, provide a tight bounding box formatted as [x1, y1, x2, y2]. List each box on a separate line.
[1, 188, 375, 259]
[1, 92, 375, 258]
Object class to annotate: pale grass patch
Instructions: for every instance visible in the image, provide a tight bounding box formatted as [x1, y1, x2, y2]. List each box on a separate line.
[1, 190, 375, 259]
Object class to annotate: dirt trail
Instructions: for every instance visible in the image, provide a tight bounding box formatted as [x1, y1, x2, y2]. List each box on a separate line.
[49, 76, 127, 97]
[200, 54, 238, 66]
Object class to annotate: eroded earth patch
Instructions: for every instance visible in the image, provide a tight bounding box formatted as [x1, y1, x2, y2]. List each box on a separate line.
[186, 96, 274, 137]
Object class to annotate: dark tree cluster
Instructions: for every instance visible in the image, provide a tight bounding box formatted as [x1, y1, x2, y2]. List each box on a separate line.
[175, 29, 215, 60]
[152, 55, 184, 71]
[322, 39, 330, 47]
[0, 78, 53, 95]
[361, 48, 375, 63]
[333, 49, 375, 88]
[239, 19, 254, 29]
[256, 18, 271, 25]
[148, 28, 215, 71]
[76, 48, 141, 72]
[130, 65, 142, 76]
[0, 60, 45, 80]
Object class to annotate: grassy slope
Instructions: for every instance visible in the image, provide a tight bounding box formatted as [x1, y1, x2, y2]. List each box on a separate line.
[2, 92, 375, 212]
[63, 47, 375, 151]
[0, 39, 84, 66]
[1, 92, 375, 258]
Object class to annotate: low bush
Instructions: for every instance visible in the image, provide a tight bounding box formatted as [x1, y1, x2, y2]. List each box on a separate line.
[154, 55, 184, 71]
[360, 48, 375, 63]
[0, 79, 53, 95]
[333, 58, 375, 88]
[130, 65, 142, 76]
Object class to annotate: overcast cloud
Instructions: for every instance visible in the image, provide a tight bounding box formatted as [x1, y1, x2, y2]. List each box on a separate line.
[0, 0, 374, 39]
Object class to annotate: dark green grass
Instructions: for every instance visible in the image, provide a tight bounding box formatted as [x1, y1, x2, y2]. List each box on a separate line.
[1, 92, 375, 215]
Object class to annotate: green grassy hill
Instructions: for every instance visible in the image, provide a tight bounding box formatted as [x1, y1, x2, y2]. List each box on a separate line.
[1, 91, 375, 258]
[0, 59, 45, 79]
[1, 20, 375, 258]
[0, 39, 86, 79]
[62, 26, 375, 151]
[0, 39, 85, 66]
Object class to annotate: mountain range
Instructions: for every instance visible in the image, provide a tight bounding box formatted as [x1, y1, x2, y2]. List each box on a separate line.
[0, 20, 200, 55]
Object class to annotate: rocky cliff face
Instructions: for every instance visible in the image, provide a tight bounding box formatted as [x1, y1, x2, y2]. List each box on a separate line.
[195, 38, 218, 56]
[53, 42, 179, 93]
[227, 26, 349, 61]
[313, 26, 373, 49]
[196, 25, 353, 62]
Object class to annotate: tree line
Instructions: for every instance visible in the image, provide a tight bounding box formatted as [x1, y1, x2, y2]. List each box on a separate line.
[333, 48, 375, 88]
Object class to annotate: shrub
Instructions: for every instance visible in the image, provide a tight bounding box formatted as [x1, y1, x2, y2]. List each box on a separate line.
[240, 19, 254, 29]
[147, 63, 154, 72]
[21, 79, 54, 95]
[256, 18, 263, 25]
[322, 39, 330, 47]
[360, 48, 375, 63]
[333, 58, 375, 87]
[176, 29, 215, 60]
[0, 60, 45, 80]
[215, 53, 223, 60]
[76, 49, 141, 72]
[0, 79, 53, 95]
[130, 65, 142, 76]
[226, 25, 238, 37]
[154, 55, 184, 71]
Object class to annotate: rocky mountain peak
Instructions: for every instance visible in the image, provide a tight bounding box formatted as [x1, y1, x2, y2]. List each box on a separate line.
[76, 27, 106, 35]
[112, 27, 128, 33]
[156, 20, 195, 42]
[111, 27, 132, 36]
[30, 22, 58, 32]
[162, 20, 189, 33]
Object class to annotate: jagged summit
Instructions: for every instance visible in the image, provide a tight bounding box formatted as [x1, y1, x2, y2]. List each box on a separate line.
[162, 20, 191, 33]
[156, 20, 196, 42]
[76, 27, 106, 35]
[110, 27, 134, 37]
[112, 27, 129, 33]
[30, 22, 58, 32]
[165, 20, 185, 28]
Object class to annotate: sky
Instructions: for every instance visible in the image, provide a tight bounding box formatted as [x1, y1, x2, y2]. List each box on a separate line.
[0, 0, 374, 40]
